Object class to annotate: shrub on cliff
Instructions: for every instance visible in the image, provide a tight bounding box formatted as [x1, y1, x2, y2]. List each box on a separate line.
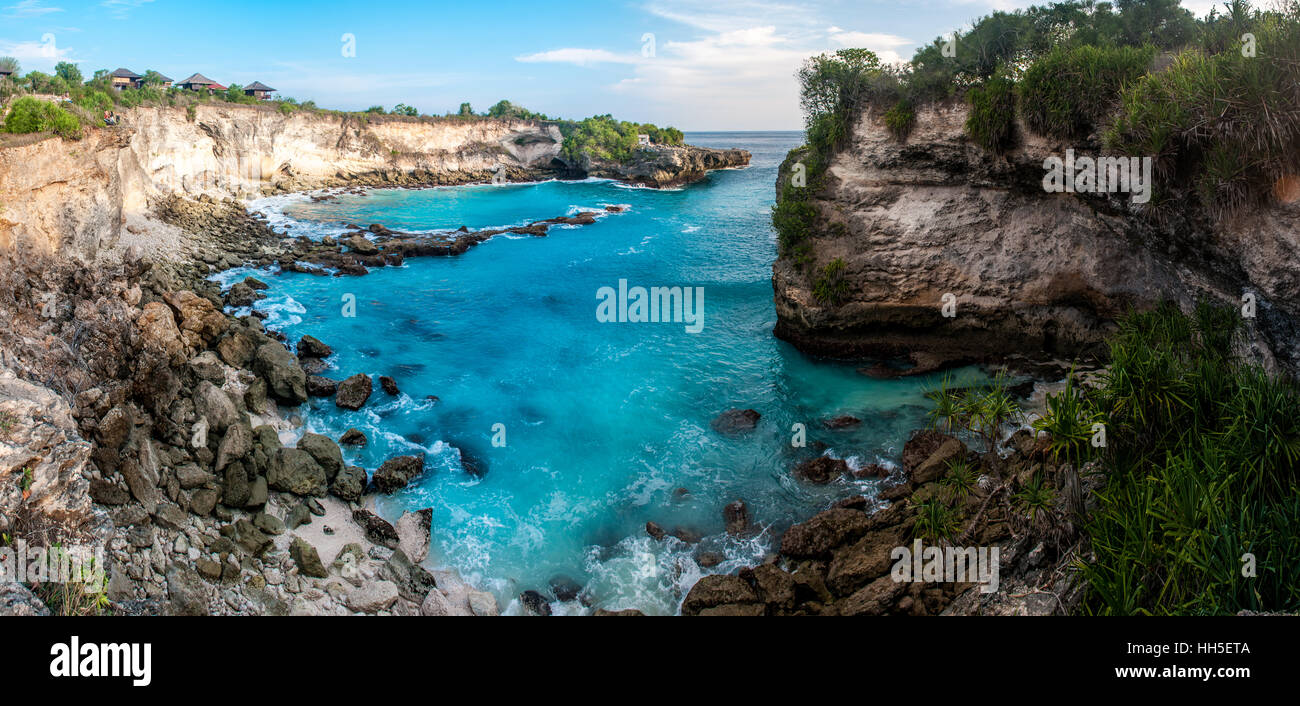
[1080, 301, 1300, 615]
[1103, 16, 1300, 218]
[883, 99, 915, 142]
[1019, 44, 1155, 139]
[964, 73, 1017, 153]
[812, 258, 849, 305]
[2, 97, 81, 139]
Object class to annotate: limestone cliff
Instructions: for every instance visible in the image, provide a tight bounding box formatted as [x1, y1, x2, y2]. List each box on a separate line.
[772, 102, 1300, 374]
[0, 102, 747, 262]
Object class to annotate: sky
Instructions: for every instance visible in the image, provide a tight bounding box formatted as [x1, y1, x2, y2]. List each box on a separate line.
[1, 0, 1228, 130]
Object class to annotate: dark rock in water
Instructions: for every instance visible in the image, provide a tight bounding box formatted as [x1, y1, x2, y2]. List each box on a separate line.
[670, 526, 702, 544]
[457, 447, 486, 478]
[681, 575, 761, 617]
[339, 428, 367, 446]
[352, 508, 400, 548]
[379, 375, 400, 395]
[857, 363, 903, 379]
[345, 233, 379, 255]
[696, 551, 725, 568]
[373, 454, 425, 493]
[711, 408, 761, 435]
[646, 521, 667, 541]
[673, 487, 690, 501]
[779, 508, 872, 559]
[823, 415, 862, 430]
[604, 205, 627, 212]
[298, 335, 333, 359]
[424, 395, 440, 404]
[794, 455, 850, 484]
[593, 608, 644, 616]
[520, 590, 552, 616]
[853, 463, 890, 479]
[244, 277, 269, 291]
[300, 357, 330, 375]
[225, 281, 264, 308]
[331, 465, 367, 503]
[306, 375, 338, 397]
[335, 373, 373, 410]
[723, 499, 751, 536]
[833, 495, 871, 511]
[548, 575, 583, 602]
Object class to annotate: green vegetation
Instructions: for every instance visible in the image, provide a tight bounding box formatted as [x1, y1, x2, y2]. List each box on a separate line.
[2, 96, 80, 139]
[926, 372, 1022, 458]
[882, 99, 915, 141]
[1076, 302, 1300, 614]
[964, 72, 1017, 153]
[1019, 44, 1155, 139]
[914, 497, 962, 543]
[557, 113, 684, 163]
[391, 103, 418, 116]
[940, 456, 980, 502]
[812, 257, 849, 305]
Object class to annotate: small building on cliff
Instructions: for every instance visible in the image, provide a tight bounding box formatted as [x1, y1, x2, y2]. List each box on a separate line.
[243, 81, 276, 100]
[178, 73, 223, 93]
[109, 68, 143, 91]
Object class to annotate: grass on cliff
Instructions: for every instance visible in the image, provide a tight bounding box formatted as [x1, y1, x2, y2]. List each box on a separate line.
[1064, 302, 1300, 615]
[1018, 44, 1156, 140]
[2, 96, 81, 139]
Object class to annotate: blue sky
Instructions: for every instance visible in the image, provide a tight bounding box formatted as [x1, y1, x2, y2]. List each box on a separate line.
[1, 0, 1222, 130]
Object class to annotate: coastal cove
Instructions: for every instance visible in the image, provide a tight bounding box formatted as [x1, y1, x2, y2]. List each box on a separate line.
[214, 132, 986, 614]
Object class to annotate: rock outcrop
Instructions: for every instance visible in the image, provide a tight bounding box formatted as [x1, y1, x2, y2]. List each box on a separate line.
[772, 102, 1300, 374]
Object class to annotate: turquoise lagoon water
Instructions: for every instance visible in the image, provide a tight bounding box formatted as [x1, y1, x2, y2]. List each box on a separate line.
[217, 132, 979, 615]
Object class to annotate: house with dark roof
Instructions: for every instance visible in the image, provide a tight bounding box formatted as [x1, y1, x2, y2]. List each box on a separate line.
[178, 73, 223, 93]
[243, 81, 276, 100]
[149, 73, 174, 89]
[109, 68, 142, 91]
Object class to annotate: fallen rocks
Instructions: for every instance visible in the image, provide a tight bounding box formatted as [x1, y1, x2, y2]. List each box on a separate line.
[373, 454, 424, 493]
[335, 373, 372, 410]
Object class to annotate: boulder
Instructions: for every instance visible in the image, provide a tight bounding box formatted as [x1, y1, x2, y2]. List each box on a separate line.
[193, 381, 238, 433]
[910, 438, 967, 485]
[710, 408, 760, 434]
[163, 290, 228, 346]
[420, 588, 455, 616]
[297, 433, 343, 481]
[681, 575, 761, 616]
[335, 373, 373, 410]
[395, 508, 433, 563]
[306, 375, 339, 397]
[373, 454, 424, 493]
[779, 508, 873, 559]
[290, 536, 328, 578]
[520, 590, 551, 616]
[0, 582, 50, 616]
[215, 422, 252, 472]
[352, 508, 400, 548]
[794, 455, 850, 484]
[266, 447, 328, 496]
[339, 428, 367, 446]
[253, 342, 307, 405]
[331, 465, 367, 503]
[297, 335, 333, 359]
[379, 376, 400, 395]
[902, 430, 958, 478]
[137, 301, 184, 360]
[723, 499, 751, 535]
[216, 328, 260, 369]
[347, 581, 399, 613]
[345, 234, 379, 255]
[824, 415, 862, 429]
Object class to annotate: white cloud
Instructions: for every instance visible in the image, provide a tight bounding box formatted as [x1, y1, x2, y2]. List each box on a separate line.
[100, 0, 154, 19]
[0, 37, 75, 68]
[516, 48, 640, 66]
[3, 0, 63, 17]
[826, 28, 914, 65]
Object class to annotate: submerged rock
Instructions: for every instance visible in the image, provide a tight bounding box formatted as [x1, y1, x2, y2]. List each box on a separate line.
[723, 499, 751, 535]
[520, 590, 552, 616]
[711, 408, 761, 435]
[794, 455, 849, 484]
[379, 375, 400, 395]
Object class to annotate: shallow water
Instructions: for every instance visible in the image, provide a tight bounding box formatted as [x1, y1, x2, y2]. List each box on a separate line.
[217, 132, 984, 614]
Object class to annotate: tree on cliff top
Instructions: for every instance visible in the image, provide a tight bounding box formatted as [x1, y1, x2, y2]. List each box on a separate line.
[0, 57, 18, 76]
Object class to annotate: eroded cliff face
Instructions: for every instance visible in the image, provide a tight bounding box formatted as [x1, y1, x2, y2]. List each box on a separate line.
[772, 102, 1300, 373]
[0, 104, 566, 261]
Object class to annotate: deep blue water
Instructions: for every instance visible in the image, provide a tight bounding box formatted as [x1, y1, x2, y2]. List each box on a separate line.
[217, 132, 981, 614]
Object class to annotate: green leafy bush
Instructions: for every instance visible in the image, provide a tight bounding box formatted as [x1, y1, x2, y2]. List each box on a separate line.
[965, 73, 1017, 153]
[1081, 302, 1300, 614]
[812, 257, 849, 305]
[1019, 44, 1155, 139]
[883, 99, 915, 141]
[3, 97, 81, 139]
